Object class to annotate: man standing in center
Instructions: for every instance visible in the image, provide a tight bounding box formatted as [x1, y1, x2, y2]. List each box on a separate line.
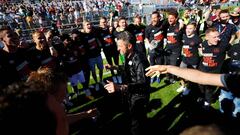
[104, 31, 150, 135]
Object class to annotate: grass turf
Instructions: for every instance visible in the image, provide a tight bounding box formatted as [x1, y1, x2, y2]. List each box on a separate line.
[66, 58, 229, 135]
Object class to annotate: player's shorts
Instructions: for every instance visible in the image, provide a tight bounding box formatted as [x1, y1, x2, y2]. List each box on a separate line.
[88, 55, 104, 71]
[69, 70, 85, 86]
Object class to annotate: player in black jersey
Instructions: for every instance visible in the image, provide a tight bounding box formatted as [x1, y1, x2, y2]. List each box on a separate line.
[27, 31, 58, 70]
[71, 29, 92, 97]
[145, 11, 168, 83]
[177, 23, 202, 94]
[82, 21, 104, 91]
[0, 28, 32, 88]
[165, 10, 184, 84]
[128, 15, 146, 56]
[98, 17, 119, 83]
[198, 28, 229, 108]
[59, 34, 92, 99]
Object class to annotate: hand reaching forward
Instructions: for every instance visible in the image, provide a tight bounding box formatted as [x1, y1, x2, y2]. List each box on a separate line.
[145, 65, 168, 77]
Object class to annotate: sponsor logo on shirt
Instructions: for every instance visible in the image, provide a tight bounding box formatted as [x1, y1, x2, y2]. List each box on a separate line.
[154, 31, 164, 42]
[202, 53, 217, 67]
[88, 38, 98, 50]
[135, 32, 144, 43]
[182, 45, 192, 57]
[167, 32, 177, 44]
[103, 35, 113, 47]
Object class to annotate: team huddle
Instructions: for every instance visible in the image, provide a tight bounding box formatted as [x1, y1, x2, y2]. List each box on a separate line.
[0, 6, 240, 135]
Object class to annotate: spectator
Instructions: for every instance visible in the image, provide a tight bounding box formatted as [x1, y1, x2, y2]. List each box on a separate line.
[0, 82, 57, 135]
[27, 67, 98, 135]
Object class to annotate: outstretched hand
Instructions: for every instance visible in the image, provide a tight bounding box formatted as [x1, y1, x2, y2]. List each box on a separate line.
[104, 80, 119, 93]
[145, 65, 168, 77]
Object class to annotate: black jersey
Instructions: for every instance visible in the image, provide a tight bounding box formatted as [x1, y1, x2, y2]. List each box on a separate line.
[27, 47, 57, 70]
[59, 43, 83, 76]
[166, 22, 184, 52]
[97, 27, 118, 55]
[83, 31, 101, 58]
[128, 24, 146, 44]
[182, 34, 202, 65]
[71, 39, 88, 63]
[199, 41, 228, 73]
[145, 20, 168, 50]
[0, 48, 31, 88]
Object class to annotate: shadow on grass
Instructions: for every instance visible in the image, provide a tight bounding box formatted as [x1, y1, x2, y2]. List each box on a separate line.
[146, 89, 227, 135]
[150, 83, 169, 93]
[69, 78, 240, 135]
[147, 99, 163, 112]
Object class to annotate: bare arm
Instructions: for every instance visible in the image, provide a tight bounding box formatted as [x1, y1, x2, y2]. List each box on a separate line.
[167, 66, 223, 87]
[146, 65, 224, 87]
